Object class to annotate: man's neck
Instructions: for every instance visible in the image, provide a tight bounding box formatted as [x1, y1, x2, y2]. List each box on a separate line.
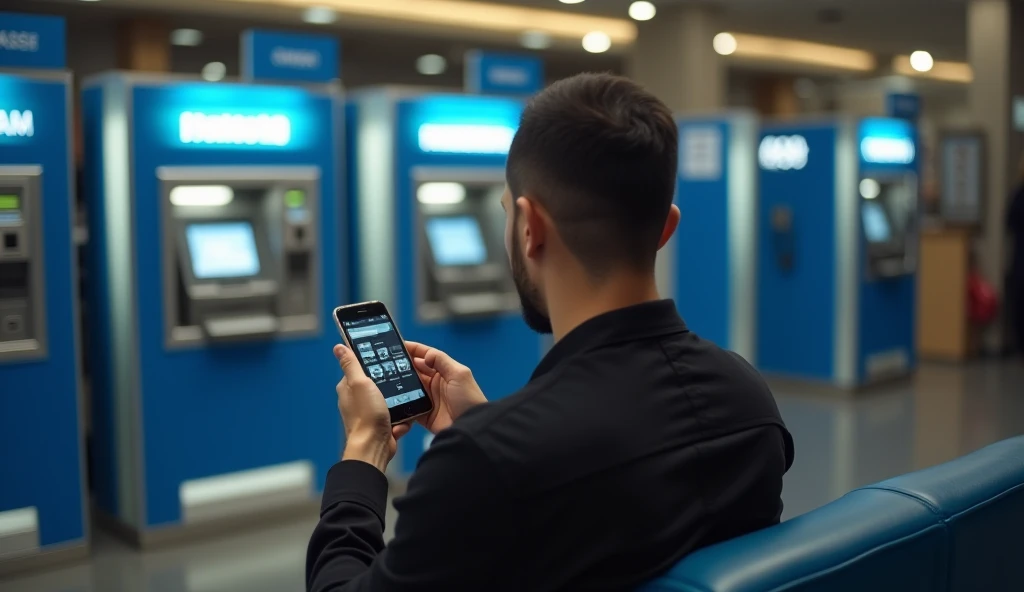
[546, 270, 663, 342]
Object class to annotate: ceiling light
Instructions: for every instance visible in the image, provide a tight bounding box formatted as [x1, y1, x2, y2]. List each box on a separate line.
[560, 0, 586, 3]
[628, 1, 657, 21]
[170, 185, 234, 207]
[303, 6, 338, 24]
[201, 62, 226, 82]
[713, 32, 738, 56]
[521, 30, 553, 50]
[723, 33, 875, 72]
[909, 50, 934, 73]
[582, 31, 611, 53]
[79, 0, 101, 3]
[859, 178, 881, 200]
[892, 55, 972, 83]
[416, 54, 447, 76]
[417, 183, 466, 205]
[170, 28, 203, 47]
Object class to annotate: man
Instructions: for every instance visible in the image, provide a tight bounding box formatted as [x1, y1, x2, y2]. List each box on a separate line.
[307, 73, 794, 591]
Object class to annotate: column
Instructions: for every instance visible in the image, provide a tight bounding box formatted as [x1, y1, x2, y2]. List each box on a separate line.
[116, 19, 171, 73]
[968, 0, 1024, 351]
[753, 76, 800, 118]
[628, 5, 725, 113]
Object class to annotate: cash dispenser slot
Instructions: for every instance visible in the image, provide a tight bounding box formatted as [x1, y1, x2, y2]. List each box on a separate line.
[0, 169, 46, 360]
[859, 174, 918, 280]
[414, 169, 519, 322]
[160, 167, 320, 347]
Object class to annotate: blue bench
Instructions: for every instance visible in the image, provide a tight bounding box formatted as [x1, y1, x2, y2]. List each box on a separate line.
[640, 436, 1024, 592]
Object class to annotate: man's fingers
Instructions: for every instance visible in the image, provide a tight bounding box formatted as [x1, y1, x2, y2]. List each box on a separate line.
[334, 345, 366, 378]
[392, 423, 412, 441]
[404, 341, 428, 359]
[413, 357, 436, 377]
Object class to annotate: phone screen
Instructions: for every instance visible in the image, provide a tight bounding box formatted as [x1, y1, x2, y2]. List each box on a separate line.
[335, 303, 433, 424]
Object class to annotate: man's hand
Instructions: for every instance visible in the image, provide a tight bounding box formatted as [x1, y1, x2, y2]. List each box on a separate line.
[404, 341, 487, 434]
[335, 344, 411, 473]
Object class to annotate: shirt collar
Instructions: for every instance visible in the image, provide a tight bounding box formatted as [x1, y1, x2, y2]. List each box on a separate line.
[530, 299, 688, 381]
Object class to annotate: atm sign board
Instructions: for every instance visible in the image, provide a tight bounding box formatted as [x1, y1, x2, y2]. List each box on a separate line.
[0, 12, 65, 69]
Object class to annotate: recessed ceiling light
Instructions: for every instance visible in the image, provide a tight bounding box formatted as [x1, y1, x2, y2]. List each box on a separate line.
[560, 0, 586, 4]
[201, 61, 226, 82]
[416, 54, 447, 76]
[80, 0, 101, 3]
[628, 1, 657, 21]
[302, 6, 337, 25]
[521, 30, 553, 50]
[909, 50, 934, 73]
[713, 32, 738, 56]
[170, 28, 203, 47]
[582, 31, 611, 54]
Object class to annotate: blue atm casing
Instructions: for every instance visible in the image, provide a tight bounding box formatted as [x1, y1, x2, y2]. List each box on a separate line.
[756, 117, 917, 388]
[0, 71, 87, 555]
[83, 74, 344, 533]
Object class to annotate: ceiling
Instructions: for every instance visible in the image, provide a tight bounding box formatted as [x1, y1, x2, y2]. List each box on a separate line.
[503, 0, 969, 60]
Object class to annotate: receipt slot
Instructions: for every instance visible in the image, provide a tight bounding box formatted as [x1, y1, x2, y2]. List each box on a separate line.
[756, 117, 918, 388]
[159, 169, 319, 344]
[348, 90, 542, 475]
[0, 69, 88, 569]
[83, 73, 343, 544]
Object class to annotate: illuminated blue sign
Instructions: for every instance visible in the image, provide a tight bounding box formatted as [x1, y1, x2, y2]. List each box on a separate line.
[465, 51, 544, 96]
[407, 95, 522, 155]
[0, 108, 33, 137]
[886, 93, 921, 122]
[178, 111, 291, 147]
[0, 12, 65, 69]
[417, 123, 515, 154]
[241, 29, 339, 83]
[859, 117, 916, 166]
[759, 135, 809, 171]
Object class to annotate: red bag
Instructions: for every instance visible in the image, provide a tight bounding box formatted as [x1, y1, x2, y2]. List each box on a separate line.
[968, 271, 999, 325]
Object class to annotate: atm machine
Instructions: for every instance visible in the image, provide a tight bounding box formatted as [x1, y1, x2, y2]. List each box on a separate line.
[662, 111, 758, 361]
[349, 91, 540, 474]
[756, 117, 918, 388]
[82, 74, 343, 543]
[0, 65, 88, 567]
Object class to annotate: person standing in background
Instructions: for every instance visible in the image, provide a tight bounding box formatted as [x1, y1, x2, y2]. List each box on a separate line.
[1009, 155, 1024, 357]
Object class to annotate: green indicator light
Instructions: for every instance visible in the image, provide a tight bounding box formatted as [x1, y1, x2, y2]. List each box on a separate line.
[285, 189, 305, 208]
[0, 195, 19, 210]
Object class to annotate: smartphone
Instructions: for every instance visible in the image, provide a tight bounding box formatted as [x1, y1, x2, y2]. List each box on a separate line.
[333, 301, 433, 425]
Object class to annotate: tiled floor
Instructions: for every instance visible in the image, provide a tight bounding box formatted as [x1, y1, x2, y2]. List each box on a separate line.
[3, 360, 1023, 592]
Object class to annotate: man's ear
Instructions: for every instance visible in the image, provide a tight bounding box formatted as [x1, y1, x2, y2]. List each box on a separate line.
[658, 204, 681, 250]
[515, 196, 548, 260]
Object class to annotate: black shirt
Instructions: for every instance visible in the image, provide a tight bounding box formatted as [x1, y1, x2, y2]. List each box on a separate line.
[307, 300, 794, 591]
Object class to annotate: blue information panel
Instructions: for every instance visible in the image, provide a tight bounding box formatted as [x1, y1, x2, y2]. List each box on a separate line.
[241, 29, 340, 83]
[0, 12, 65, 70]
[886, 93, 921, 122]
[465, 50, 544, 96]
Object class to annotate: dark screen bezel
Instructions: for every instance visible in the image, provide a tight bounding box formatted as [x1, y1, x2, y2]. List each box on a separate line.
[334, 302, 433, 424]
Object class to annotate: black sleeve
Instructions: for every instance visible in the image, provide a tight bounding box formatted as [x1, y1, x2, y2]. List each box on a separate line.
[306, 429, 511, 592]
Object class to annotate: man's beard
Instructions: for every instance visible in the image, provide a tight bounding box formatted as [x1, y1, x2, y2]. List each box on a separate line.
[510, 227, 553, 334]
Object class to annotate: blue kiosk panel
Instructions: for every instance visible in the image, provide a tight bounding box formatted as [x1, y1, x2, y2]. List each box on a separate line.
[351, 91, 541, 475]
[670, 112, 757, 361]
[0, 72, 87, 556]
[756, 117, 917, 388]
[84, 75, 344, 534]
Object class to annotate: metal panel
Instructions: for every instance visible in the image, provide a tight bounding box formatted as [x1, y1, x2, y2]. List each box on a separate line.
[834, 118, 860, 388]
[728, 113, 758, 363]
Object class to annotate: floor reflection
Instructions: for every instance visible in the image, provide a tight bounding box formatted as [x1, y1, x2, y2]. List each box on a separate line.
[2, 361, 1022, 592]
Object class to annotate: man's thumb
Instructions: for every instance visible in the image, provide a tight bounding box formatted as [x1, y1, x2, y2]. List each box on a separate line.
[335, 345, 365, 378]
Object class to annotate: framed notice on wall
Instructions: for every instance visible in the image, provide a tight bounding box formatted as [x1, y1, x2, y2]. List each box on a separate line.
[939, 130, 986, 226]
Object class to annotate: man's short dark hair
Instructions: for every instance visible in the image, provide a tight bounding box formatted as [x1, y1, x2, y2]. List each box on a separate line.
[506, 72, 678, 277]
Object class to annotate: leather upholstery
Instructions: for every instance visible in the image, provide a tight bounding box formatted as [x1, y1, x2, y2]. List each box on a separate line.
[640, 436, 1024, 592]
[867, 436, 1024, 592]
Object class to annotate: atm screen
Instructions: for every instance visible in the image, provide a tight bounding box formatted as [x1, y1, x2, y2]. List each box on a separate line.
[425, 216, 488, 266]
[186, 221, 262, 279]
[862, 202, 892, 244]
